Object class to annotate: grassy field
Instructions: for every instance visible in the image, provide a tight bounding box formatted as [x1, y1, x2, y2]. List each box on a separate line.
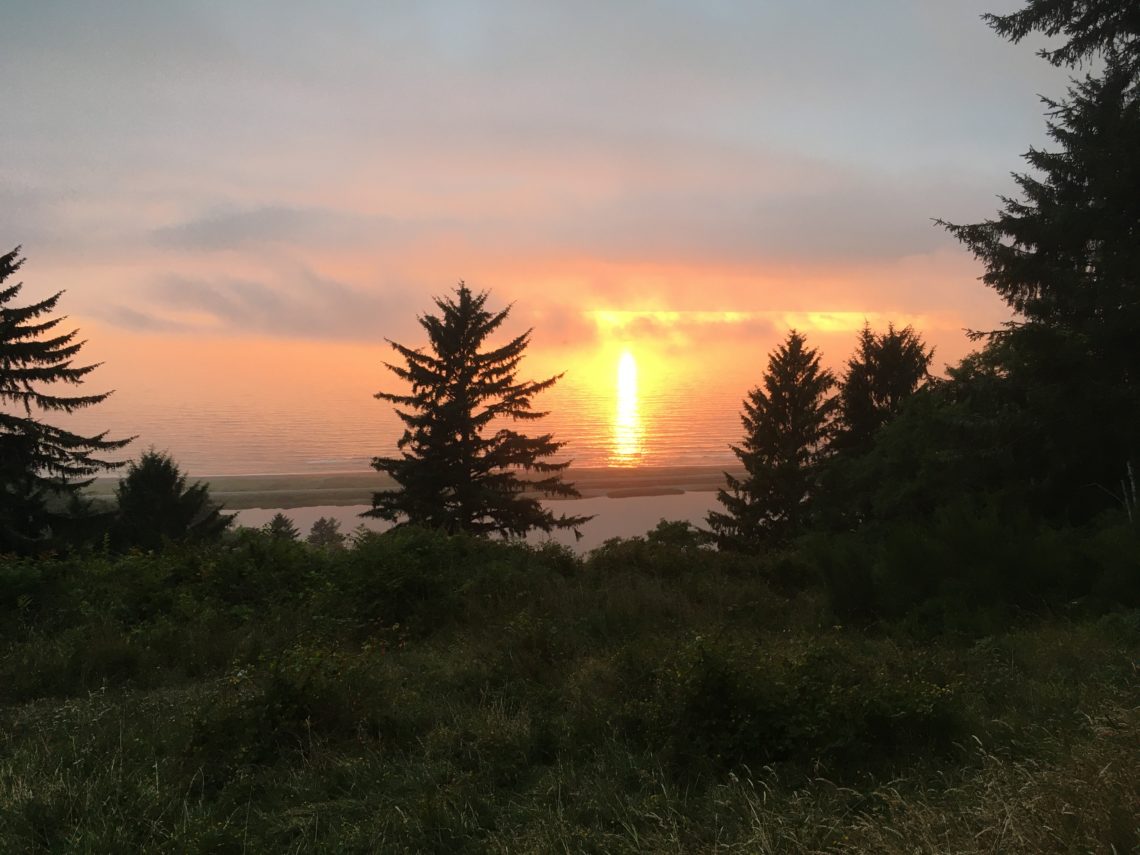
[1, 529, 1136, 852]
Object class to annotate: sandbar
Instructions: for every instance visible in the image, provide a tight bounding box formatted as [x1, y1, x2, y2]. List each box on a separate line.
[87, 465, 740, 510]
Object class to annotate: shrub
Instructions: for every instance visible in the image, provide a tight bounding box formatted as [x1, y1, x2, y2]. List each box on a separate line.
[113, 450, 233, 551]
[611, 634, 967, 779]
[816, 497, 1140, 632]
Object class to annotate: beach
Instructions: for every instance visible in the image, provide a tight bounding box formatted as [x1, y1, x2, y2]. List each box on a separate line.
[86, 465, 740, 550]
[87, 464, 738, 510]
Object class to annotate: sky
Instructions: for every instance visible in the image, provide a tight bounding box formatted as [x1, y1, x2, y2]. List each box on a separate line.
[0, 1, 1075, 470]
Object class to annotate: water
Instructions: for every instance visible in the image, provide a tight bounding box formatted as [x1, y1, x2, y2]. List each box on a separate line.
[32, 340, 754, 542]
[58, 346, 752, 476]
[237, 492, 721, 553]
[19, 307, 972, 477]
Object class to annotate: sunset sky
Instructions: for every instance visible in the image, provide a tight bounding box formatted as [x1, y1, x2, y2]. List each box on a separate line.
[1, 1, 1072, 471]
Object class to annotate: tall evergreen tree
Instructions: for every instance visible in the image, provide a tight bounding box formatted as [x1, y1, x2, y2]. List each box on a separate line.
[835, 322, 934, 454]
[307, 516, 345, 549]
[367, 284, 590, 539]
[113, 450, 233, 551]
[983, 0, 1139, 71]
[708, 330, 837, 551]
[264, 512, 301, 542]
[940, 3, 1140, 519]
[1, 247, 131, 553]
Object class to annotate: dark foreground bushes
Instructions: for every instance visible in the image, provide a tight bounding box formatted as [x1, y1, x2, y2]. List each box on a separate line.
[813, 499, 1140, 633]
[0, 526, 1137, 851]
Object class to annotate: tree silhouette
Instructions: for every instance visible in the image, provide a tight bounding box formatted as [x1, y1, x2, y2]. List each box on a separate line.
[265, 512, 300, 541]
[367, 284, 590, 538]
[1, 247, 131, 554]
[113, 450, 233, 551]
[983, 0, 1139, 72]
[940, 3, 1140, 519]
[307, 516, 345, 549]
[708, 330, 837, 551]
[835, 323, 933, 454]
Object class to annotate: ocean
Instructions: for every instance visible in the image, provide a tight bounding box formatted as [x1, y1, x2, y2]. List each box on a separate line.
[61, 347, 752, 477]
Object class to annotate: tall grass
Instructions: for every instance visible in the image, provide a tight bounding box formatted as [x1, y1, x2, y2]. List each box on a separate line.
[1, 527, 1136, 851]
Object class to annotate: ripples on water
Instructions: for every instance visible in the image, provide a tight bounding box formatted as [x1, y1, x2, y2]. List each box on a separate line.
[60, 365, 752, 476]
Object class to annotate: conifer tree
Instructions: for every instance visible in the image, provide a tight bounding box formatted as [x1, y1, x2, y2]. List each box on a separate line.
[368, 284, 590, 538]
[1, 247, 131, 553]
[307, 516, 345, 549]
[941, 2, 1140, 518]
[265, 512, 300, 541]
[708, 330, 837, 551]
[835, 322, 933, 454]
[113, 450, 233, 551]
[983, 1, 1139, 72]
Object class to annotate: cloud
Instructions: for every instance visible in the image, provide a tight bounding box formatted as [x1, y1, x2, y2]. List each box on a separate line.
[102, 305, 187, 334]
[151, 206, 425, 252]
[522, 304, 601, 348]
[100, 266, 420, 342]
[3, 0, 1066, 363]
[0, 184, 73, 252]
[588, 309, 781, 349]
[527, 165, 995, 267]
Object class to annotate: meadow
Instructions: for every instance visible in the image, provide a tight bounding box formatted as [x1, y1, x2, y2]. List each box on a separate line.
[1, 525, 1136, 853]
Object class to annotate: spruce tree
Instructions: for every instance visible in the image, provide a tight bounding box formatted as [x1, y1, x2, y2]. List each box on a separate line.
[982, 1, 1139, 72]
[1, 247, 131, 553]
[835, 322, 933, 454]
[940, 2, 1140, 518]
[817, 324, 935, 530]
[307, 516, 345, 549]
[368, 284, 590, 538]
[265, 512, 301, 541]
[942, 70, 1138, 353]
[708, 330, 837, 551]
[113, 450, 233, 551]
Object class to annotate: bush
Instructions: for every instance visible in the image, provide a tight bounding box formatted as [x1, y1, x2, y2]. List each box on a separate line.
[113, 450, 233, 551]
[816, 497, 1140, 632]
[599, 634, 967, 780]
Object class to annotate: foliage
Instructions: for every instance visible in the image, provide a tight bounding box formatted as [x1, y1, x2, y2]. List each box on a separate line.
[112, 450, 232, 551]
[708, 330, 837, 551]
[834, 322, 933, 454]
[0, 531, 1135, 851]
[0, 247, 131, 554]
[983, 0, 1140, 70]
[814, 498, 1140, 629]
[368, 284, 591, 539]
[817, 361, 1019, 529]
[939, 6, 1140, 523]
[648, 635, 966, 777]
[306, 516, 345, 549]
[4, 2, 1140, 845]
[942, 67, 1139, 376]
[264, 512, 300, 541]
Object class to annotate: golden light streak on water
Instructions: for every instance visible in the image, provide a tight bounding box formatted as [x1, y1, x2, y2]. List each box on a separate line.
[612, 350, 644, 465]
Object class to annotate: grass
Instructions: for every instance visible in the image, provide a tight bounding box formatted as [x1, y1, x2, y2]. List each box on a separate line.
[0, 527, 1137, 852]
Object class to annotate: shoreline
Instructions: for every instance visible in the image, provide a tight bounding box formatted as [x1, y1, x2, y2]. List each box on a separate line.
[87, 465, 740, 510]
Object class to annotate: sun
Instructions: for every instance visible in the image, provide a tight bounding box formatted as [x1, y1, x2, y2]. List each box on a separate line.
[617, 351, 637, 404]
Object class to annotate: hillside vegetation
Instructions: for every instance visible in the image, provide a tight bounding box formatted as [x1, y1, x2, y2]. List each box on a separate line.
[1, 526, 1136, 853]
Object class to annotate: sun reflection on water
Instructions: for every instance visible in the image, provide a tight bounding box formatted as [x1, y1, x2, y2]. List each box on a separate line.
[612, 350, 644, 465]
